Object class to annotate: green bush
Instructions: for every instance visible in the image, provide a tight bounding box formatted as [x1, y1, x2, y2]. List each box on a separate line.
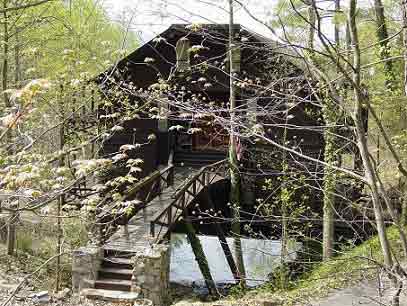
[16, 230, 34, 254]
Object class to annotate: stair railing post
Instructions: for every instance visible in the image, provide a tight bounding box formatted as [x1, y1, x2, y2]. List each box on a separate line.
[168, 166, 174, 187]
[158, 175, 162, 198]
[181, 193, 186, 209]
[202, 172, 206, 188]
[167, 207, 172, 239]
[150, 221, 155, 237]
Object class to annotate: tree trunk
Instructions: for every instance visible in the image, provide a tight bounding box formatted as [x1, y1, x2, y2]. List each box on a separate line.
[3, 1, 14, 256]
[2, 0, 8, 106]
[56, 87, 65, 292]
[348, 0, 393, 269]
[228, 0, 246, 287]
[400, 0, 407, 227]
[2, 0, 10, 146]
[6, 203, 16, 256]
[322, 123, 336, 260]
[14, 28, 20, 86]
[307, 0, 338, 260]
[373, 0, 395, 88]
[305, 0, 316, 50]
[402, 0, 407, 98]
[6, 222, 15, 255]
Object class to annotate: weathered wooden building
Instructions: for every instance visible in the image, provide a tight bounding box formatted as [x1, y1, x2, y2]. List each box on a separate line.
[98, 24, 333, 174]
[96, 23, 362, 234]
[71, 23, 369, 303]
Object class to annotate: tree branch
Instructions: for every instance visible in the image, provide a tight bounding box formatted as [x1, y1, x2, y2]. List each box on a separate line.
[0, 0, 54, 14]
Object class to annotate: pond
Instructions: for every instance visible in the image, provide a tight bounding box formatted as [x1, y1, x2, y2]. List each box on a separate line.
[169, 233, 301, 288]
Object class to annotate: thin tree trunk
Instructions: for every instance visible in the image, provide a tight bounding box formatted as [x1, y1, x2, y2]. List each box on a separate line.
[400, 0, 407, 227]
[402, 0, 407, 98]
[6, 222, 15, 255]
[14, 28, 20, 86]
[2, 0, 10, 148]
[228, 0, 246, 287]
[348, 0, 393, 269]
[3, 1, 14, 256]
[306, 0, 338, 260]
[322, 125, 336, 260]
[344, 21, 352, 71]
[305, 0, 316, 50]
[372, 0, 395, 88]
[6, 203, 16, 256]
[56, 89, 65, 292]
[2, 0, 8, 107]
[279, 118, 290, 287]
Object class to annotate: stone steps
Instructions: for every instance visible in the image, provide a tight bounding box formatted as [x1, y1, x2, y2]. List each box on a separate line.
[102, 254, 134, 266]
[81, 288, 140, 302]
[80, 254, 136, 302]
[99, 267, 133, 280]
[96, 255, 135, 292]
[95, 278, 132, 291]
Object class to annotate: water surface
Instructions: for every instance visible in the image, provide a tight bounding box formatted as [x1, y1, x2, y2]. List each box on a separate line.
[170, 234, 300, 287]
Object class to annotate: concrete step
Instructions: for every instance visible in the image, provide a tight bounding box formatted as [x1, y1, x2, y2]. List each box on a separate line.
[99, 267, 133, 280]
[95, 278, 132, 291]
[102, 256, 133, 269]
[81, 288, 139, 302]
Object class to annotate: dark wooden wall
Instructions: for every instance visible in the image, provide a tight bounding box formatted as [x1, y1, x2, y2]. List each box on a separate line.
[102, 119, 169, 177]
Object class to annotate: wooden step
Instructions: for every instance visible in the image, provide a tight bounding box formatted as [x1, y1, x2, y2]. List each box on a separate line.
[99, 267, 133, 280]
[81, 288, 140, 302]
[95, 278, 132, 291]
[102, 257, 133, 269]
[104, 249, 137, 258]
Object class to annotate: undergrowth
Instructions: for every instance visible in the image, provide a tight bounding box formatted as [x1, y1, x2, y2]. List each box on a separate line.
[244, 226, 404, 305]
[0, 216, 88, 292]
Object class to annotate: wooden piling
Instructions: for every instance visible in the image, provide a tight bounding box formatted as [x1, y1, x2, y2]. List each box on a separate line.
[206, 191, 240, 283]
[184, 217, 218, 296]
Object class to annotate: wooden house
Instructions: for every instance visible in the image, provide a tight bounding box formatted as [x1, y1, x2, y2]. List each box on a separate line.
[96, 23, 364, 237]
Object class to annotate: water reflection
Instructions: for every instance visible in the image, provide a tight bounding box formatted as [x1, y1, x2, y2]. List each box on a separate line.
[170, 234, 300, 287]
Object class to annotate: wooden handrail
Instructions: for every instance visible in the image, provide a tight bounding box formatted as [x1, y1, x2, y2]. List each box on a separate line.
[150, 159, 227, 238]
[125, 164, 174, 199]
[97, 164, 174, 224]
[171, 159, 227, 195]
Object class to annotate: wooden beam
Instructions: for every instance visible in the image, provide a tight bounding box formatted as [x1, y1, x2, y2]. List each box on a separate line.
[206, 191, 240, 283]
[184, 217, 219, 297]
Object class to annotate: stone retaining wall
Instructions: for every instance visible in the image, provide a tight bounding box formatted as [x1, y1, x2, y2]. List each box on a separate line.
[131, 244, 170, 306]
[72, 245, 103, 292]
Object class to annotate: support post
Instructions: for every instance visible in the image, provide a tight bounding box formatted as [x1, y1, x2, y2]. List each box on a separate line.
[168, 167, 174, 187]
[206, 191, 240, 283]
[184, 216, 218, 296]
[150, 222, 155, 237]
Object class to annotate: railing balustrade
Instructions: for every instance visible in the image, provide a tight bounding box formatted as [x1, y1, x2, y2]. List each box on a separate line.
[150, 159, 227, 240]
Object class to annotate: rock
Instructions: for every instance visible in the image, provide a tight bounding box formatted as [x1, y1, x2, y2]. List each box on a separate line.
[133, 298, 154, 306]
[29, 291, 50, 304]
[55, 288, 70, 300]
